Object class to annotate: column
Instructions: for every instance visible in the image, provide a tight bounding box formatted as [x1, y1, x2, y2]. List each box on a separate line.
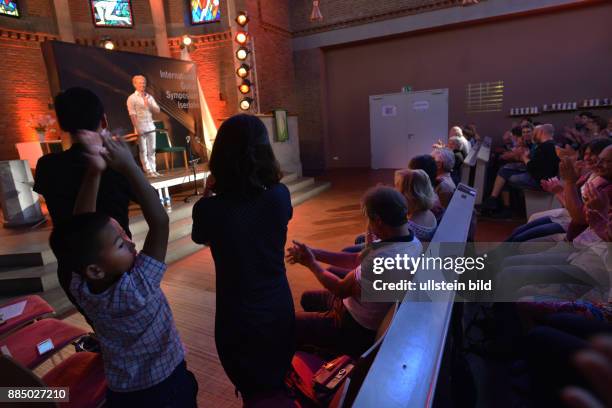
[149, 0, 171, 58]
[52, 0, 75, 43]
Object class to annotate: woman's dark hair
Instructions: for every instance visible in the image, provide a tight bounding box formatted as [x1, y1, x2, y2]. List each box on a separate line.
[54, 87, 105, 133]
[408, 155, 438, 188]
[209, 114, 281, 197]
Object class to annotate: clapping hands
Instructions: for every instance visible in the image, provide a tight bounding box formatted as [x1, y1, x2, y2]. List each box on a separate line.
[286, 240, 316, 268]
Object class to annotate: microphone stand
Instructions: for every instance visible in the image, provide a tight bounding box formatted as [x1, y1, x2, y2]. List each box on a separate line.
[183, 134, 201, 203]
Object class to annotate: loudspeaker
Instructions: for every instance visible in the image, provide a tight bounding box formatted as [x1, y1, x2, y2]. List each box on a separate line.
[0, 160, 45, 228]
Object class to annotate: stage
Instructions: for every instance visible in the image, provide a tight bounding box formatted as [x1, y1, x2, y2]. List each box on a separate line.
[147, 163, 209, 207]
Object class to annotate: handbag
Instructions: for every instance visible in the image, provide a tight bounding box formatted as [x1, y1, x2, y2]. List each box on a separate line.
[313, 355, 354, 396]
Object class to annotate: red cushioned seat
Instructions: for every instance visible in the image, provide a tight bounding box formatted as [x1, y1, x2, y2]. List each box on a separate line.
[0, 318, 87, 369]
[43, 351, 106, 408]
[0, 295, 54, 337]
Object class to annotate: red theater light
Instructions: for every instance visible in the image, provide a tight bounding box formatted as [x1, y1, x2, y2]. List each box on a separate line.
[235, 31, 248, 45]
[238, 79, 252, 94]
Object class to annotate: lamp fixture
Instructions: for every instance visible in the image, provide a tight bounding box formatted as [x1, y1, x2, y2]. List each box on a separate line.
[236, 64, 250, 78]
[236, 47, 250, 60]
[235, 31, 248, 45]
[240, 97, 253, 111]
[236, 11, 248, 26]
[101, 37, 115, 50]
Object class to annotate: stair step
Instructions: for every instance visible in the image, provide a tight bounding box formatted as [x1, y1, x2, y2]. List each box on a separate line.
[284, 177, 315, 194]
[291, 181, 331, 207]
[281, 172, 299, 184]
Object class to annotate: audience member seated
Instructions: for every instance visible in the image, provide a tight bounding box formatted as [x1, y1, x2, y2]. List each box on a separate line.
[286, 186, 422, 357]
[448, 136, 465, 185]
[49, 135, 198, 407]
[408, 154, 445, 222]
[505, 138, 611, 242]
[495, 157, 612, 302]
[395, 169, 438, 242]
[431, 148, 457, 208]
[482, 124, 559, 217]
[433, 125, 470, 156]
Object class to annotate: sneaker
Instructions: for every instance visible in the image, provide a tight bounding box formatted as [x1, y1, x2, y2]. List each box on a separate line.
[153, 171, 162, 177]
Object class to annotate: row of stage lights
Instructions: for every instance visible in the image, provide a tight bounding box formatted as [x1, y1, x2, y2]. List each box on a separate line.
[234, 11, 253, 111]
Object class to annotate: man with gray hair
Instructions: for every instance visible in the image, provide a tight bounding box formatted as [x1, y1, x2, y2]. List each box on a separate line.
[482, 124, 559, 216]
[127, 75, 161, 177]
[431, 147, 457, 207]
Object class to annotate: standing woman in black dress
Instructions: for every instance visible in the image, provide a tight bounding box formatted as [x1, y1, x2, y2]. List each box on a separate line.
[191, 114, 295, 402]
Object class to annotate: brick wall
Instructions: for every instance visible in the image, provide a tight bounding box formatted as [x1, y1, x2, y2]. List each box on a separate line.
[170, 33, 239, 126]
[0, 0, 57, 33]
[0, 35, 58, 160]
[246, 0, 296, 114]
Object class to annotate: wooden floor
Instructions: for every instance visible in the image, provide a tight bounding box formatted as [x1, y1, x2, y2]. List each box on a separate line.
[56, 168, 519, 407]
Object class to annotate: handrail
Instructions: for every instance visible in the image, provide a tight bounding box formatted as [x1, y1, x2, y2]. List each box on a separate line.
[352, 183, 476, 408]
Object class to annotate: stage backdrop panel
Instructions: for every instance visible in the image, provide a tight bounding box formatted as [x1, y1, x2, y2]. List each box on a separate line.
[42, 40, 205, 162]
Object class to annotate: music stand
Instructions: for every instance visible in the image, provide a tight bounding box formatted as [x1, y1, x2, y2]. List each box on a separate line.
[183, 135, 201, 203]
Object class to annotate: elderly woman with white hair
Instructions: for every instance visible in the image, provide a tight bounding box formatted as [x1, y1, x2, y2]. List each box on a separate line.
[431, 148, 457, 207]
[433, 125, 471, 157]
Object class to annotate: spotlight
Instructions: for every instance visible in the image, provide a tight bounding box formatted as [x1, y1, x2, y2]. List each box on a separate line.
[236, 64, 250, 78]
[235, 11, 249, 26]
[240, 97, 253, 111]
[182, 35, 192, 46]
[238, 79, 252, 94]
[235, 31, 248, 45]
[236, 47, 250, 60]
[101, 37, 115, 50]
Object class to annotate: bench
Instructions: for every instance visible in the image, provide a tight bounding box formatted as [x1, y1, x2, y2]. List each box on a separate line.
[352, 184, 476, 407]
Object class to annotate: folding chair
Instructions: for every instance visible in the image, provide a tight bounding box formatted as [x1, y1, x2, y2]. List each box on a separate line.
[0, 295, 54, 338]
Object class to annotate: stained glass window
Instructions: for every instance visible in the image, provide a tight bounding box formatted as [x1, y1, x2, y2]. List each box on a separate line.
[90, 0, 133, 27]
[0, 0, 20, 18]
[190, 0, 221, 25]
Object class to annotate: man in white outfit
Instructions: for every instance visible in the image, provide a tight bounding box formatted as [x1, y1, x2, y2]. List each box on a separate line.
[127, 75, 161, 177]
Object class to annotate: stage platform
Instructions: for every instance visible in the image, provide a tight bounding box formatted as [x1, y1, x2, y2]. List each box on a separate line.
[147, 164, 209, 207]
[0, 172, 330, 315]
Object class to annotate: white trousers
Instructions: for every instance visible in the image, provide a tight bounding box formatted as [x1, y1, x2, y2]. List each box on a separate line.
[138, 131, 157, 173]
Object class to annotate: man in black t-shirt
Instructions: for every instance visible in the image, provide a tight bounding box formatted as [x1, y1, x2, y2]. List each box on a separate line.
[34, 87, 135, 321]
[482, 124, 559, 215]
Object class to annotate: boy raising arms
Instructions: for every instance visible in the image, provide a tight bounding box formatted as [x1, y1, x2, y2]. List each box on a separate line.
[49, 135, 198, 407]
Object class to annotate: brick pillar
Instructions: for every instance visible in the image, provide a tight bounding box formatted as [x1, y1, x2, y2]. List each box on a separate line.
[149, 0, 171, 57]
[52, 0, 75, 43]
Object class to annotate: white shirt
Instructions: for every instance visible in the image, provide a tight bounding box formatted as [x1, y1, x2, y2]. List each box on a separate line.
[343, 236, 423, 330]
[127, 91, 160, 134]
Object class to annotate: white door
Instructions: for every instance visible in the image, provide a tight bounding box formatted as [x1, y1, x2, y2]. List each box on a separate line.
[370, 89, 448, 169]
